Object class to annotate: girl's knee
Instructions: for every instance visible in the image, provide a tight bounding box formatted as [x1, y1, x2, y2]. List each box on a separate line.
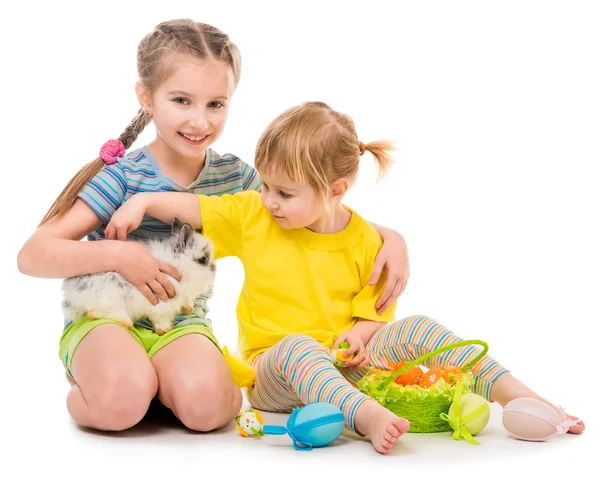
[394, 314, 443, 331]
[279, 334, 322, 353]
[168, 375, 238, 432]
[400, 314, 436, 324]
[90, 369, 158, 430]
[275, 334, 330, 373]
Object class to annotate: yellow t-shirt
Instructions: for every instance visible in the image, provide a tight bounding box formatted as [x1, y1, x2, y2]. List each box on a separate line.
[198, 191, 396, 362]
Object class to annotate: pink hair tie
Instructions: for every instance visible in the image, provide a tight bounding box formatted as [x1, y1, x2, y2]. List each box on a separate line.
[99, 139, 126, 165]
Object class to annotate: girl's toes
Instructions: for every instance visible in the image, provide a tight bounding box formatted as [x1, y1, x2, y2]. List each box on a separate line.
[380, 441, 393, 453]
[566, 415, 585, 434]
[387, 424, 399, 438]
[394, 418, 410, 435]
[384, 432, 397, 445]
[383, 436, 396, 447]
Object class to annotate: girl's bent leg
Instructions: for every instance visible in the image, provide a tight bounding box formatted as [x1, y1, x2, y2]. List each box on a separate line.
[249, 334, 409, 454]
[151, 334, 242, 432]
[346, 315, 584, 435]
[345, 315, 508, 400]
[248, 335, 366, 428]
[68, 324, 158, 431]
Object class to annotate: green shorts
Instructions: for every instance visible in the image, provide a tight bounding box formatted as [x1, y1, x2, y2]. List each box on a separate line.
[59, 315, 220, 379]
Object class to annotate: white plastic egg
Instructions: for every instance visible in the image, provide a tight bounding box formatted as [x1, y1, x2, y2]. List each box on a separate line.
[502, 397, 567, 441]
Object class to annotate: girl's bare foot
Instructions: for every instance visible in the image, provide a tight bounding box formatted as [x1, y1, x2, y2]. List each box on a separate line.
[354, 399, 410, 453]
[490, 373, 585, 434]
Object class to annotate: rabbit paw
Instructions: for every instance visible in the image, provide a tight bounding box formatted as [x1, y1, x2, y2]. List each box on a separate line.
[87, 309, 134, 331]
[87, 309, 104, 320]
[182, 297, 195, 313]
[153, 320, 173, 335]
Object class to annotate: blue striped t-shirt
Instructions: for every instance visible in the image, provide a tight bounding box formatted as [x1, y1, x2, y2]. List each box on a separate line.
[74, 145, 262, 330]
[79, 146, 262, 241]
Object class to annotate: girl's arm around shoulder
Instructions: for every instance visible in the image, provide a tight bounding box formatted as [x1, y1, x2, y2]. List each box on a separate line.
[17, 199, 128, 278]
[105, 192, 202, 241]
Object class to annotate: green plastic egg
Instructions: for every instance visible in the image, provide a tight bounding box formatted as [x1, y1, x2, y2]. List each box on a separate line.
[448, 393, 490, 435]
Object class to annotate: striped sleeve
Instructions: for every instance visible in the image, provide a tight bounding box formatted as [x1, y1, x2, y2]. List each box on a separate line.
[77, 163, 128, 224]
[240, 162, 262, 192]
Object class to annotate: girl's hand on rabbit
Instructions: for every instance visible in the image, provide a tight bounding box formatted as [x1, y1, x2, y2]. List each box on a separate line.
[105, 194, 150, 242]
[116, 241, 181, 305]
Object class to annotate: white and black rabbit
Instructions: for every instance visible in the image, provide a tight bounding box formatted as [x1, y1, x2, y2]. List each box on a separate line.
[61, 218, 216, 335]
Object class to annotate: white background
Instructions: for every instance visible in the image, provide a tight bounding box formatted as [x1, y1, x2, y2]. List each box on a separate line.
[2, 1, 598, 483]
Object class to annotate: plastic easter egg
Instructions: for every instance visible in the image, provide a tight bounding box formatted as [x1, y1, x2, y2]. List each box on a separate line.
[331, 348, 352, 367]
[419, 368, 449, 388]
[331, 342, 354, 367]
[502, 398, 563, 441]
[263, 402, 345, 450]
[394, 366, 424, 386]
[291, 402, 345, 448]
[444, 366, 464, 383]
[448, 393, 490, 436]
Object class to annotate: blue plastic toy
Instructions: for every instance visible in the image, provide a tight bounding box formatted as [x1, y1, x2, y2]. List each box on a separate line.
[262, 402, 345, 451]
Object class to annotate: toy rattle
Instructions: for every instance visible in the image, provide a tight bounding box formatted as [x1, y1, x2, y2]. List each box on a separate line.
[236, 409, 265, 437]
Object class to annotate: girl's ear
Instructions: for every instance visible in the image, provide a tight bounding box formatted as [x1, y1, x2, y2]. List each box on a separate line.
[135, 81, 152, 113]
[330, 178, 349, 202]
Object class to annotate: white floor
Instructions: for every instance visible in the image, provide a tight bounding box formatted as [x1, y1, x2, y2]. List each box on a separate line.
[4, 377, 593, 485]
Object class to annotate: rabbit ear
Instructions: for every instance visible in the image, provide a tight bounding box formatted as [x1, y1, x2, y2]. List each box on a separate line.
[178, 223, 194, 250]
[171, 217, 184, 237]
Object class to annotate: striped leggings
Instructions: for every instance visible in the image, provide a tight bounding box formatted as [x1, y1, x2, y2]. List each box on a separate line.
[247, 315, 508, 431]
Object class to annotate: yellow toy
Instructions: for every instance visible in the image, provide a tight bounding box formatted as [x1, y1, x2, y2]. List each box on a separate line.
[223, 346, 256, 388]
[236, 409, 265, 437]
[331, 341, 355, 367]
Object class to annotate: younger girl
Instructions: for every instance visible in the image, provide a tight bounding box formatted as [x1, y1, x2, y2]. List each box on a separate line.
[17, 20, 409, 432]
[105, 100, 584, 453]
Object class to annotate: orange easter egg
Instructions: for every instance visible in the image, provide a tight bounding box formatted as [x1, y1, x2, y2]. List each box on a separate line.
[444, 366, 463, 382]
[419, 368, 448, 388]
[389, 360, 408, 371]
[395, 366, 424, 386]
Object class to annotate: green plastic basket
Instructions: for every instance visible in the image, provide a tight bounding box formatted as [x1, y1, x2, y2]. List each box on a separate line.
[357, 339, 488, 433]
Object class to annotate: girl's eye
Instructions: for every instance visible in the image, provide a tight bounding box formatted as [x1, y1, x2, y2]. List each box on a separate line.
[173, 97, 190, 105]
[208, 101, 225, 109]
[279, 191, 292, 199]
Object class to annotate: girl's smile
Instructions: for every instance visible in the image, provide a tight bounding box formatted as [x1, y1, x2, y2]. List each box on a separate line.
[179, 132, 210, 144]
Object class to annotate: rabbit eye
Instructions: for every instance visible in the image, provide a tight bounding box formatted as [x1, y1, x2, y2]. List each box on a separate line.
[195, 256, 209, 266]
